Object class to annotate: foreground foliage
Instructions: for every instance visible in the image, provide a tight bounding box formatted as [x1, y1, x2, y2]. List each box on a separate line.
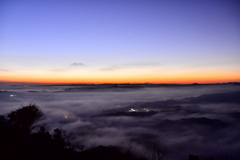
[0, 104, 141, 160]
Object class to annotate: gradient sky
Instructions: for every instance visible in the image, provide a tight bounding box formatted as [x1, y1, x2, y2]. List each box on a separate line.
[1, 0, 240, 83]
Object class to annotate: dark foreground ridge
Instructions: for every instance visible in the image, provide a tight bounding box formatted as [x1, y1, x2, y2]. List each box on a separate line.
[0, 104, 138, 160]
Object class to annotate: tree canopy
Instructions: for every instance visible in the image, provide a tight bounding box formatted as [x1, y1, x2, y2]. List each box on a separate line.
[7, 104, 44, 133]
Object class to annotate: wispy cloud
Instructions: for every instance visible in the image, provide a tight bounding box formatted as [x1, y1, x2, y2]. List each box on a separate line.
[51, 69, 66, 72]
[99, 67, 118, 71]
[99, 66, 119, 71]
[98, 64, 119, 71]
[98, 62, 160, 71]
[124, 62, 160, 67]
[0, 69, 9, 72]
[71, 63, 85, 66]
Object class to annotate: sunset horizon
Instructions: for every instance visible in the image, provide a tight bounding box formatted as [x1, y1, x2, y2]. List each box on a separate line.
[1, 1, 240, 159]
[1, 73, 240, 84]
[1, 0, 239, 85]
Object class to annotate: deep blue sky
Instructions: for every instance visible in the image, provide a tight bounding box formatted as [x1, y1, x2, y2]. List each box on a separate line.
[0, 0, 240, 83]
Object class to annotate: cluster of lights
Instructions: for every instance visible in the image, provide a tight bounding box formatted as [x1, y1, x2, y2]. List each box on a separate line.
[143, 108, 149, 112]
[129, 108, 137, 112]
[128, 108, 150, 112]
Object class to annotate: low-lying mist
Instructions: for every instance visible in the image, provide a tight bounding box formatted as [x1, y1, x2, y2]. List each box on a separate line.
[1, 83, 240, 160]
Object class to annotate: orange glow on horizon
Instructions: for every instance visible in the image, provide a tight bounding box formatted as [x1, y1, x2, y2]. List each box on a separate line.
[1, 69, 239, 84]
[1, 75, 239, 84]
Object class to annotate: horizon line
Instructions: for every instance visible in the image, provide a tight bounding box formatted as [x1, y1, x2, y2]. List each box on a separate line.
[0, 81, 239, 85]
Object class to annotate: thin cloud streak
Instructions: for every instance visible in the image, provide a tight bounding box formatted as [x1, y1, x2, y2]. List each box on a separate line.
[71, 63, 85, 66]
[124, 62, 161, 67]
[51, 69, 66, 72]
[99, 68, 116, 71]
[98, 62, 160, 71]
[0, 69, 9, 72]
[99, 66, 119, 71]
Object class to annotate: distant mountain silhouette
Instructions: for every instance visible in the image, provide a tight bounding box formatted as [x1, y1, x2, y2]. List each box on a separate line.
[181, 91, 240, 104]
[97, 111, 158, 117]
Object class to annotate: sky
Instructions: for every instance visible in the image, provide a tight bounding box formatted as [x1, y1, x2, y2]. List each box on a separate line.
[0, 0, 240, 83]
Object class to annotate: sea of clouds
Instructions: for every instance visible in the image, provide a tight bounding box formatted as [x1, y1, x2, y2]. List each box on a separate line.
[1, 84, 240, 160]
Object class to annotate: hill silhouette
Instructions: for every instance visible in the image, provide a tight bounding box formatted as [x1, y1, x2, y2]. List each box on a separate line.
[0, 104, 163, 160]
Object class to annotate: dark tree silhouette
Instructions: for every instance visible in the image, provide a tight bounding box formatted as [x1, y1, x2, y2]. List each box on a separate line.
[80, 145, 134, 160]
[144, 138, 168, 160]
[52, 128, 76, 149]
[188, 155, 200, 160]
[7, 104, 45, 134]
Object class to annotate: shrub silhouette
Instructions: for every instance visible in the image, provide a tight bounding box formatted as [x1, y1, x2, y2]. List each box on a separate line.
[52, 128, 76, 149]
[188, 154, 200, 160]
[144, 138, 168, 160]
[0, 104, 142, 160]
[80, 145, 136, 160]
[7, 104, 45, 134]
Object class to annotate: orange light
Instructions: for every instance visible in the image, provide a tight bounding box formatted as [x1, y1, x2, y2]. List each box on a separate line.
[1, 70, 239, 84]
